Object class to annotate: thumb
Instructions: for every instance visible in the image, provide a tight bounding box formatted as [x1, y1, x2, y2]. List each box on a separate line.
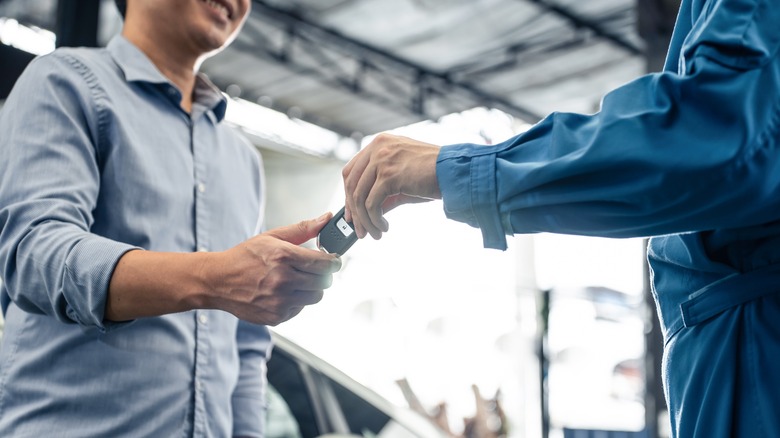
[265, 212, 332, 245]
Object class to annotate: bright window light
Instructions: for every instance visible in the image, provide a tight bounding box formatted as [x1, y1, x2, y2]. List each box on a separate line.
[0, 17, 55, 55]
[277, 106, 647, 436]
[225, 96, 358, 159]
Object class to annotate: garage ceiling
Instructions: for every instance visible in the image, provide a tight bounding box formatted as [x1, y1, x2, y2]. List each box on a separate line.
[1, 0, 661, 138]
[206, 0, 647, 137]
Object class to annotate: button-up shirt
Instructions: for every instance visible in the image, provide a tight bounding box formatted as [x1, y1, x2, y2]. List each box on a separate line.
[0, 36, 271, 437]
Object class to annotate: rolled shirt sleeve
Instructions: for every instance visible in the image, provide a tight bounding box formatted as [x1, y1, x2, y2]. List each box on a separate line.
[436, 0, 780, 249]
[0, 54, 138, 330]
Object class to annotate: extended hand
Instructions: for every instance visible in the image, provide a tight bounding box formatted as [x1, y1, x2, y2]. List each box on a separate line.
[207, 213, 342, 325]
[342, 133, 441, 239]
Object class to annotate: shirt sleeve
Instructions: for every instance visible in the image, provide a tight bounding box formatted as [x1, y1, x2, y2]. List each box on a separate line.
[0, 53, 137, 329]
[437, 0, 780, 250]
[231, 320, 273, 438]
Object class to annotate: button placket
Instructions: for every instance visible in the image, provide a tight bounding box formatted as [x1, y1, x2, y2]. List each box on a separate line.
[191, 116, 210, 255]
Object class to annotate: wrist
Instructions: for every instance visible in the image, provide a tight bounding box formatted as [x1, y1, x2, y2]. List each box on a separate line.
[189, 250, 225, 311]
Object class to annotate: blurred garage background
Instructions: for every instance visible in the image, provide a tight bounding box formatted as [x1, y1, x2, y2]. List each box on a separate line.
[0, 0, 682, 436]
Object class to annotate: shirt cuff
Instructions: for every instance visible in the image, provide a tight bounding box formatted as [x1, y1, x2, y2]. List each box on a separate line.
[63, 235, 139, 332]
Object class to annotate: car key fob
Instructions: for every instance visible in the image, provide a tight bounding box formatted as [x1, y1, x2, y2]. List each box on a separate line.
[317, 206, 358, 255]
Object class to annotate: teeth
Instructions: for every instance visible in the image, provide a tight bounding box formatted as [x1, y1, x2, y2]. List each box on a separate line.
[204, 0, 229, 18]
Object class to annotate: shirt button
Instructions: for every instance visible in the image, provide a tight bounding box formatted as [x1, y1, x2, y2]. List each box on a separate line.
[195, 380, 202, 390]
[197, 183, 206, 193]
[198, 313, 208, 324]
[198, 246, 208, 252]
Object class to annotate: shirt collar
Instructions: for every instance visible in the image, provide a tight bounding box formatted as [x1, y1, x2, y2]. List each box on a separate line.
[107, 35, 227, 121]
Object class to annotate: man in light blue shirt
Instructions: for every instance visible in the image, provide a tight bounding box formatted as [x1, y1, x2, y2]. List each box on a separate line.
[0, 0, 341, 436]
[342, 0, 780, 436]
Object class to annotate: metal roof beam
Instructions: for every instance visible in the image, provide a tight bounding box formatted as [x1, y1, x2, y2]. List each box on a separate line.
[247, 0, 543, 126]
[523, 0, 644, 55]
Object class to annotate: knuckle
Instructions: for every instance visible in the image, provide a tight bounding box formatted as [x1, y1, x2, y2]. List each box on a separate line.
[365, 196, 381, 212]
[351, 188, 364, 202]
[269, 246, 293, 265]
[374, 145, 393, 160]
[262, 269, 286, 290]
[375, 133, 393, 144]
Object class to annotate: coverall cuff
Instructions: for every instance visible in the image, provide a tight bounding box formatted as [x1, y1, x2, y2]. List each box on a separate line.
[438, 145, 508, 250]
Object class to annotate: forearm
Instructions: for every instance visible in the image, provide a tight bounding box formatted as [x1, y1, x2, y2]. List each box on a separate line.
[106, 249, 214, 321]
[106, 217, 341, 326]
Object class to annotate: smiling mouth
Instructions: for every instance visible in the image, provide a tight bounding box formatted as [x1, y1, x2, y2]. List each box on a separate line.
[201, 0, 232, 19]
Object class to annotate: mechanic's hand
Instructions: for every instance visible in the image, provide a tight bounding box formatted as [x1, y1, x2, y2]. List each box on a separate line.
[342, 133, 441, 240]
[209, 213, 342, 325]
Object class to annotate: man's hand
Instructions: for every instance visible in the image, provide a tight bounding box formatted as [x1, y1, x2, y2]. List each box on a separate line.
[342, 133, 441, 240]
[107, 213, 341, 326]
[205, 213, 342, 325]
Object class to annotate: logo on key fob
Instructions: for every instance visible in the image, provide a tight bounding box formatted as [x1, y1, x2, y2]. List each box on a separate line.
[317, 206, 358, 255]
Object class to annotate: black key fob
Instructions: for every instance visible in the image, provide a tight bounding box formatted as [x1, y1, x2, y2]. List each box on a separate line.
[317, 207, 358, 255]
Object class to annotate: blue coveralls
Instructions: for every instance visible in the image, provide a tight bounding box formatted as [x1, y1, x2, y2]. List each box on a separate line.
[435, 0, 780, 436]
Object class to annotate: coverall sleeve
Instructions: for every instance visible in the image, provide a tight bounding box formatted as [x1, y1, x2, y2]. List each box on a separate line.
[0, 54, 137, 328]
[231, 320, 273, 437]
[437, 0, 780, 250]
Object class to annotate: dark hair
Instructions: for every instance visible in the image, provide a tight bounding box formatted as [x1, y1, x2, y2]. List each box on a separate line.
[115, 0, 126, 18]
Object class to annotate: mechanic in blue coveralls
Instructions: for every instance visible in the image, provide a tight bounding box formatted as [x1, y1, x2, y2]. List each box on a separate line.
[0, 0, 341, 437]
[342, 0, 780, 436]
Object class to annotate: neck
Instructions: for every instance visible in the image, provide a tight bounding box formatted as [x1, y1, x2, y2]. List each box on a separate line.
[121, 29, 201, 112]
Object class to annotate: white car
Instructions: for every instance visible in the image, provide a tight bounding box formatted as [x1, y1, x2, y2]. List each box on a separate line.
[266, 331, 449, 438]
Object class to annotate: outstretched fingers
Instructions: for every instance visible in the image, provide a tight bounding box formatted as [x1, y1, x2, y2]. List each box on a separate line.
[353, 163, 392, 240]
